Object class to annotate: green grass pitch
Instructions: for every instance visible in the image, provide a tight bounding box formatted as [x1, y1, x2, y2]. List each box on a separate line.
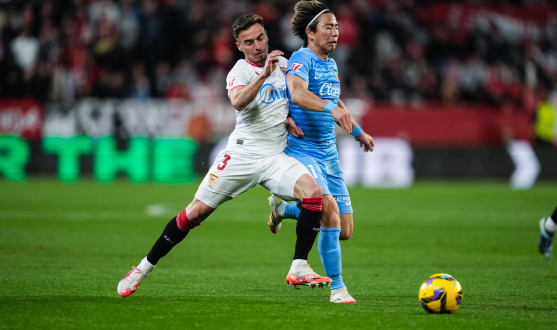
[1, 179, 556, 329]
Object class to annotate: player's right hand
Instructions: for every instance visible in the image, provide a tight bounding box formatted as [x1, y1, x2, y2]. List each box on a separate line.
[284, 116, 304, 138]
[331, 107, 352, 134]
[262, 50, 283, 78]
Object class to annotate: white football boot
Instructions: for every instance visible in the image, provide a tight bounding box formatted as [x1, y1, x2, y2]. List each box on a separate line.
[330, 287, 356, 303]
[117, 260, 155, 297]
[268, 195, 286, 234]
[286, 262, 332, 288]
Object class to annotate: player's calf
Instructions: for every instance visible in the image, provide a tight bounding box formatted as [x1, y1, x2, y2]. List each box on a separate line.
[339, 213, 353, 240]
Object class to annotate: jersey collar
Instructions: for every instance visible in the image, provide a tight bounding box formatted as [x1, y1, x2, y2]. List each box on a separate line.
[245, 57, 265, 68]
[299, 47, 328, 63]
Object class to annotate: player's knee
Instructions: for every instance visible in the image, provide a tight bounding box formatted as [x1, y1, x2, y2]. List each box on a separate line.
[307, 182, 323, 198]
[185, 207, 210, 224]
[177, 202, 211, 230]
[183, 208, 201, 223]
[321, 213, 340, 228]
[176, 208, 200, 231]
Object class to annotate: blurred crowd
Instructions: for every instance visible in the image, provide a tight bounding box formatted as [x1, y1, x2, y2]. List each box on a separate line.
[1, 0, 557, 113]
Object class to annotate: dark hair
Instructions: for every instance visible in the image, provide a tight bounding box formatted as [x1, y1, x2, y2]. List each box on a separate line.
[232, 14, 264, 41]
[291, 1, 332, 46]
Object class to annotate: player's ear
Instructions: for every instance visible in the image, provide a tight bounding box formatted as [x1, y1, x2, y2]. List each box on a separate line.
[306, 28, 313, 42]
[235, 41, 241, 51]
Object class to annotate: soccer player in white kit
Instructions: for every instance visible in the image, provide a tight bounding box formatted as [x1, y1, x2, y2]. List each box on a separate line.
[117, 14, 333, 298]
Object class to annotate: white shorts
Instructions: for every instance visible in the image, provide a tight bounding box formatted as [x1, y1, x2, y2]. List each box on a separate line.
[195, 150, 310, 209]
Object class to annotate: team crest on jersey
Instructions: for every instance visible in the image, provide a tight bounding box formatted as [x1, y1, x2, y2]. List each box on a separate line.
[280, 66, 287, 74]
[208, 173, 219, 186]
[291, 63, 303, 71]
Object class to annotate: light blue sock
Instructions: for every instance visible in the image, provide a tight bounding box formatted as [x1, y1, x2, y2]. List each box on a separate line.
[284, 203, 300, 220]
[318, 227, 345, 290]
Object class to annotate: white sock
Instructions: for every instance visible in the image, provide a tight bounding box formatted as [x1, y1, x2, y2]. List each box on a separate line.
[277, 201, 286, 217]
[545, 217, 556, 234]
[289, 259, 307, 273]
[139, 257, 156, 271]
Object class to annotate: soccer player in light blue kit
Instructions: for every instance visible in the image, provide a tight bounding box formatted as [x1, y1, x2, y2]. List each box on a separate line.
[269, 1, 375, 303]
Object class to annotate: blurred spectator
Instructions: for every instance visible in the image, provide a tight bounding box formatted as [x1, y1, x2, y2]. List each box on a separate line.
[118, 0, 141, 51]
[155, 61, 173, 96]
[10, 6, 38, 73]
[459, 53, 488, 102]
[89, 0, 120, 24]
[129, 62, 150, 100]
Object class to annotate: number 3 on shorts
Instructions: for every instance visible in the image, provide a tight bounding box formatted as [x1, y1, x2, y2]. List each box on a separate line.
[307, 164, 318, 179]
[217, 154, 231, 170]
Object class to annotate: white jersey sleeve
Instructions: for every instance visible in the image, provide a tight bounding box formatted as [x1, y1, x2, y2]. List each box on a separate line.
[226, 64, 251, 96]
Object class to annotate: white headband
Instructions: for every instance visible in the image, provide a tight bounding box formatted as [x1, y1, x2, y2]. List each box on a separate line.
[306, 9, 330, 31]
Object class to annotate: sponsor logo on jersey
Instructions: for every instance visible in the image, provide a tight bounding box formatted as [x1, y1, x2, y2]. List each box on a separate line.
[259, 83, 286, 104]
[208, 173, 219, 186]
[319, 82, 340, 97]
[280, 66, 287, 74]
[291, 63, 303, 71]
[236, 139, 244, 145]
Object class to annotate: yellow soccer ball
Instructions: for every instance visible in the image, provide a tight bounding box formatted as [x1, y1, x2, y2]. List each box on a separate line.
[419, 273, 463, 314]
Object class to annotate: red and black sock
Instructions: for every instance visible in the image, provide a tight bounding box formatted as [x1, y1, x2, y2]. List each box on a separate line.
[146, 210, 198, 265]
[293, 197, 323, 260]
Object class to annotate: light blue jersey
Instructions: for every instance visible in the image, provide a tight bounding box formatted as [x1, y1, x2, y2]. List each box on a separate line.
[284, 47, 352, 214]
[285, 47, 340, 160]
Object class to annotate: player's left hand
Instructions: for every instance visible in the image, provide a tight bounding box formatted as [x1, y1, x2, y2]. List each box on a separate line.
[284, 117, 304, 138]
[355, 132, 374, 152]
[262, 50, 284, 78]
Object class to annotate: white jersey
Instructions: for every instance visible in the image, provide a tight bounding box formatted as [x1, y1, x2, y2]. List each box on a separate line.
[225, 57, 289, 157]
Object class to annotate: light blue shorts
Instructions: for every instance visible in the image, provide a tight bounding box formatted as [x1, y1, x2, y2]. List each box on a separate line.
[285, 151, 353, 214]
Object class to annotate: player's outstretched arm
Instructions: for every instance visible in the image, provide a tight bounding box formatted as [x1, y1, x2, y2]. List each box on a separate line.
[286, 73, 352, 134]
[229, 50, 284, 111]
[338, 99, 374, 152]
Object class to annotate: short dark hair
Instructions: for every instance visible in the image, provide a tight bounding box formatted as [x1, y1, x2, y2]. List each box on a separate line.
[291, 1, 332, 47]
[232, 14, 264, 41]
